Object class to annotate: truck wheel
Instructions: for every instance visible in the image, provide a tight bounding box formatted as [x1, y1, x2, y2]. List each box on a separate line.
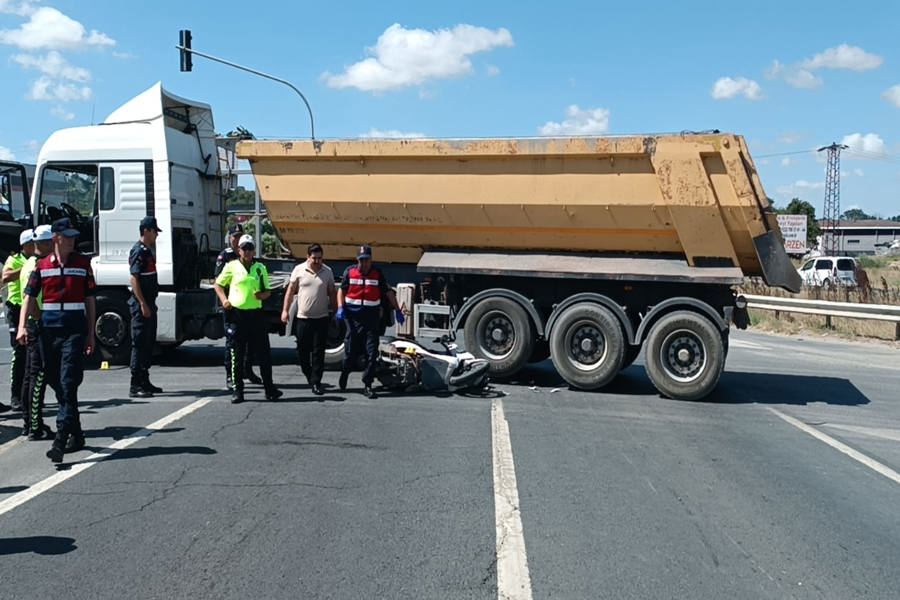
[621, 344, 641, 370]
[644, 311, 725, 401]
[323, 318, 346, 370]
[463, 297, 535, 379]
[549, 302, 624, 389]
[94, 294, 131, 365]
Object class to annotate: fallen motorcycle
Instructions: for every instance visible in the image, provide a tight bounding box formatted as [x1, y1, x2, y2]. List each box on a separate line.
[375, 336, 490, 394]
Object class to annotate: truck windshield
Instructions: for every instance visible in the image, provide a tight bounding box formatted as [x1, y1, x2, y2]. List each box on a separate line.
[38, 163, 98, 253]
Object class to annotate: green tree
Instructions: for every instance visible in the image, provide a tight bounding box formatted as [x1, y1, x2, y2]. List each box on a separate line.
[840, 207, 875, 221]
[888, 214, 900, 222]
[781, 197, 821, 245]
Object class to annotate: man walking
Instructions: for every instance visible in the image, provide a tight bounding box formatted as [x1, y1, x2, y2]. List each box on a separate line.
[128, 216, 163, 398]
[281, 243, 335, 396]
[214, 234, 282, 403]
[2, 228, 33, 412]
[336, 245, 405, 399]
[18, 225, 53, 439]
[18, 217, 96, 463]
[215, 223, 261, 388]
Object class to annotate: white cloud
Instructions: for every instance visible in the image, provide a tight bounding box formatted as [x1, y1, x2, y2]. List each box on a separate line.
[841, 132, 886, 158]
[50, 105, 75, 120]
[0, 6, 115, 51]
[0, 145, 15, 160]
[360, 128, 426, 139]
[781, 157, 791, 166]
[765, 59, 821, 89]
[882, 84, 900, 108]
[0, 0, 36, 16]
[111, 50, 136, 60]
[27, 76, 91, 101]
[539, 105, 610, 135]
[13, 51, 90, 81]
[800, 44, 883, 72]
[778, 132, 803, 145]
[776, 179, 825, 196]
[323, 23, 513, 92]
[711, 76, 763, 100]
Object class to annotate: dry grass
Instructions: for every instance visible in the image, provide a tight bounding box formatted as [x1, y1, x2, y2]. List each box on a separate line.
[740, 257, 900, 343]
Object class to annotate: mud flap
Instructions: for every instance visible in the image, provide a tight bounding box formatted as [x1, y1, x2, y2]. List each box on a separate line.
[753, 231, 802, 293]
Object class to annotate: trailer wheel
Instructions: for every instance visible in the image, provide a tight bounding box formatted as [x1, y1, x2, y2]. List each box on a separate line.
[320, 318, 346, 370]
[94, 294, 131, 365]
[644, 311, 725, 401]
[549, 302, 624, 389]
[463, 297, 534, 378]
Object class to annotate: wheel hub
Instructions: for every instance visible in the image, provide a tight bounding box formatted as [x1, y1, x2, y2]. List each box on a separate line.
[95, 311, 126, 347]
[479, 313, 515, 360]
[661, 330, 706, 382]
[566, 322, 606, 370]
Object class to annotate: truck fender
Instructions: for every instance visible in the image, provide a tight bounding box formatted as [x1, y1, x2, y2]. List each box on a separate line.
[545, 293, 635, 344]
[634, 297, 728, 344]
[452, 288, 544, 337]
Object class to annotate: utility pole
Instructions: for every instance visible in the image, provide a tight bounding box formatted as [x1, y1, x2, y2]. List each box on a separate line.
[817, 142, 848, 255]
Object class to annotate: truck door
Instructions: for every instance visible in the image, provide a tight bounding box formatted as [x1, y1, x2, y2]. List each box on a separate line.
[97, 162, 152, 274]
[0, 161, 33, 260]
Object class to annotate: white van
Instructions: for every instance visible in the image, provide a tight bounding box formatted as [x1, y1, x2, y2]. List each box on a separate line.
[797, 256, 858, 287]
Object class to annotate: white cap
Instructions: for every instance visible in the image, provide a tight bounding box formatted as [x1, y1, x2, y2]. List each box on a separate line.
[19, 229, 34, 246]
[33, 224, 53, 241]
[238, 234, 255, 249]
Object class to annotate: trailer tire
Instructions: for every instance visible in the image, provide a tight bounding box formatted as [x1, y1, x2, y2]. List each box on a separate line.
[323, 318, 347, 370]
[94, 293, 131, 366]
[549, 302, 624, 389]
[644, 311, 724, 401]
[463, 297, 534, 379]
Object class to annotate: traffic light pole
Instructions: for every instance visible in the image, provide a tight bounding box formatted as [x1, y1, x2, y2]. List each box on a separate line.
[176, 32, 316, 141]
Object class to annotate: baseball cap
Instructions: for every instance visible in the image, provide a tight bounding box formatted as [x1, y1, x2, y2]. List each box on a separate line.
[238, 234, 255, 249]
[357, 244, 372, 259]
[228, 223, 244, 236]
[33, 225, 53, 241]
[140, 216, 162, 232]
[19, 229, 34, 246]
[51, 217, 79, 238]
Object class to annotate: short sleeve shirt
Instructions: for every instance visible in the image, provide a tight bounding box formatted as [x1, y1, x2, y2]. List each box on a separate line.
[289, 262, 334, 319]
[4, 252, 26, 305]
[214, 247, 238, 278]
[216, 259, 270, 310]
[129, 242, 159, 301]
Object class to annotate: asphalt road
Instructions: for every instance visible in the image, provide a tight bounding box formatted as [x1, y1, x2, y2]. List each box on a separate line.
[0, 328, 898, 599]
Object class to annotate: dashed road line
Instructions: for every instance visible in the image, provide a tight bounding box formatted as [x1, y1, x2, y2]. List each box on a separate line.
[0, 396, 214, 517]
[768, 407, 900, 486]
[491, 399, 533, 600]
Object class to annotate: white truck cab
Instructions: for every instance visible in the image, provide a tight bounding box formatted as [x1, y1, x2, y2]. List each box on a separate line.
[32, 83, 234, 361]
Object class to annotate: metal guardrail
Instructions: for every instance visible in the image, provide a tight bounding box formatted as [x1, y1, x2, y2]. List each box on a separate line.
[743, 294, 900, 339]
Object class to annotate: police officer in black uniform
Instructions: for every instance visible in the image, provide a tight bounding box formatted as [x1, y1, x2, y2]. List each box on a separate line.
[215, 224, 261, 388]
[129, 216, 163, 398]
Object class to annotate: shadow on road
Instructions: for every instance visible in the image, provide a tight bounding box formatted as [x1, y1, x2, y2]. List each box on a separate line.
[0, 485, 29, 494]
[158, 344, 298, 368]
[59, 446, 218, 469]
[0, 536, 77, 555]
[85, 426, 184, 440]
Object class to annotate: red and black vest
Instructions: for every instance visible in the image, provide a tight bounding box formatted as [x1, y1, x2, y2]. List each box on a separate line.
[25, 252, 96, 329]
[344, 266, 382, 308]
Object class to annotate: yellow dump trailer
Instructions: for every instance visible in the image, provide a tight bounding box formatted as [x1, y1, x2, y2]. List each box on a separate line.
[239, 134, 800, 400]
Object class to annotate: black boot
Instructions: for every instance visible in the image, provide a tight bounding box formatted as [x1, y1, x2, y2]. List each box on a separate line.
[65, 431, 85, 453]
[28, 423, 53, 441]
[247, 372, 264, 385]
[364, 385, 378, 399]
[143, 371, 163, 394]
[265, 386, 283, 401]
[338, 371, 349, 391]
[46, 432, 67, 463]
[130, 376, 152, 398]
[231, 388, 245, 404]
[311, 384, 324, 396]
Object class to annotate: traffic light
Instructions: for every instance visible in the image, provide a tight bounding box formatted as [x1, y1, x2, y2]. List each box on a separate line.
[179, 29, 193, 72]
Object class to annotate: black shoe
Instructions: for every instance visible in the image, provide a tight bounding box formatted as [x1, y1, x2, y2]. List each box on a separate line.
[338, 371, 349, 391]
[144, 380, 163, 394]
[65, 434, 85, 453]
[265, 387, 284, 401]
[130, 387, 153, 398]
[10, 401, 23, 412]
[311, 384, 324, 396]
[22, 426, 30, 437]
[364, 386, 378, 399]
[46, 437, 66, 463]
[231, 392, 244, 404]
[28, 424, 53, 441]
[247, 373, 264, 385]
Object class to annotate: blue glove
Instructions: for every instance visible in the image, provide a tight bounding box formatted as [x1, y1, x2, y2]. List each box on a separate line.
[335, 307, 345, 321]
[394, 308, 405, 325]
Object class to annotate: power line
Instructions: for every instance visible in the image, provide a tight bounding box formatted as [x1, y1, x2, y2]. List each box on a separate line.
[818, 143, 848, 255]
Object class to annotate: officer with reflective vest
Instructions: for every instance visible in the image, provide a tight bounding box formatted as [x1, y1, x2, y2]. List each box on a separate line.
[214, 234, 282, 404]
[128, 216, 163, 398]
[18, 224, 53, 439]
[336, 245, 405, 399]
[18, 217, 96, 463]
[215, 223, 261, 388]
[1, 228, 34, 413]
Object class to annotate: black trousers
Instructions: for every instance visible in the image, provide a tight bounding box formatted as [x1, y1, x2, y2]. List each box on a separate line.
[128, 296, 157, 384]
[7, 302, 25, 408]
[229, 309, 274, 392]
[41, 327, 85, 438]
[22, 319, 47, 432]
[224, 312, 257, 381]
[295, 316, 329, 386]
[342, 309, 380, 385]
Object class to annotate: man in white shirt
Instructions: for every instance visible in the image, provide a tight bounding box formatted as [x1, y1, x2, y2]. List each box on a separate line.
[281, 243, 336, 395]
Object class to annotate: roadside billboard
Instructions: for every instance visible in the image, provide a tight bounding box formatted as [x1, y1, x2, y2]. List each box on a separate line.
[776, 214, 808, 254]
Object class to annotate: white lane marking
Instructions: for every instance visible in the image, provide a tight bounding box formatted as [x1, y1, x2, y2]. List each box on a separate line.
[823, 423, 900, 443]
[0, 397, 214, 517]
[768, 407, 900, 486]
[728, 339, 768, 350]
[491, 399, 533, 600]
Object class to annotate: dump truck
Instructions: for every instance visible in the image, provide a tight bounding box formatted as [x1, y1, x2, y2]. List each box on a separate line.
[238, 135, 801, 400]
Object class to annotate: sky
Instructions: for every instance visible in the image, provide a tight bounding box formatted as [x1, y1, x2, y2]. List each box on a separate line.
[1, 0, 899, 217]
